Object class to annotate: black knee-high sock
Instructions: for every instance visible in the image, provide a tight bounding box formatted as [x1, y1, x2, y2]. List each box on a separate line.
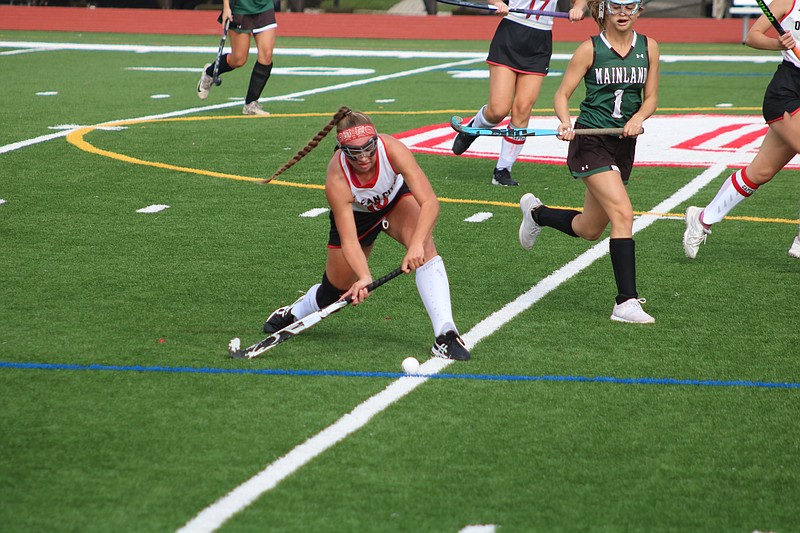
[245, 61, 272, 104]
[610, 238, 638, 304]
[206, 53, 235, 76]
[532, 205, 580, 237]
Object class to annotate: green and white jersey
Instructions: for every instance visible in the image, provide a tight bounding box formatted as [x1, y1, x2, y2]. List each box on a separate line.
[577, 32, 650, 130]
[232, 0, 274, 15]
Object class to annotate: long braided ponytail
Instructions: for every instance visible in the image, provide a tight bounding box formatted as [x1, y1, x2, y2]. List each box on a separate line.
[262, 105, 353, 184]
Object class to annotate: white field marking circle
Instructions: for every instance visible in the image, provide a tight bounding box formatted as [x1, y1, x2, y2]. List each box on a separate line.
[464, 212, 493, 223]
[375, 98, 395, 103]
[150, 94, 171, 99]
[299, 208, 329, 218]
[36, 91, 58, 96]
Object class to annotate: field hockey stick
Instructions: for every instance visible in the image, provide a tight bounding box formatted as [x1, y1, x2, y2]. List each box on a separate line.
[228, 267, 404, 359]
[754, 0, 800, 61]
[436, 0, 570, 18]
[450, 116, 639, 138]
[212, 18, 230, 86]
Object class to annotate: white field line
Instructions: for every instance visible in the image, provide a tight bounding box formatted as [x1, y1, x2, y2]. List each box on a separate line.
[0, 56, 484, 156]
[178, 164, 729, 532]
[0, 41, 785, 64]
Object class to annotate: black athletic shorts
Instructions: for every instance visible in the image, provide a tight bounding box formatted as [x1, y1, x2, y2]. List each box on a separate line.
[762, 60, 800, 124]
[487, 18, 552, 75]
[567, 124, 637, 184]
[221, 9, 276, 34]
[327, 183, 412, 248]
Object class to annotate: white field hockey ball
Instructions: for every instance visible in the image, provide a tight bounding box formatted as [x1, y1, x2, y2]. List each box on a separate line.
[401, 357, 420, 374]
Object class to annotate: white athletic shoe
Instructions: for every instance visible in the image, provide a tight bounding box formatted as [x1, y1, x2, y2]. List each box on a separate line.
[197, 63, 213, 100]
[789, 236, 800, 259]
[243, 101, 270, 116]
[683, 206, 710, 259]
[610, 298, 655, 324]
[518, 193, 543, 251]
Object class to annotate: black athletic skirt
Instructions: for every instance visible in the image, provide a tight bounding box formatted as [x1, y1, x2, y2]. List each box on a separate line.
[567, 124, 637, 184]
[486, 18, 552, 75]
[327, 183, 412, 248]
[762, 60, 800, 124]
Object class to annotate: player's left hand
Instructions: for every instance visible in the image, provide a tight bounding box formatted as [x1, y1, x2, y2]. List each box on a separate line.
[401, 244, 426, 273]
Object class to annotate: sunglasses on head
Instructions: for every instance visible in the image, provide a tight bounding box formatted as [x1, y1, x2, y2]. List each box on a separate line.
[339, 135, 379, 161]
[605, 0, 641, 15]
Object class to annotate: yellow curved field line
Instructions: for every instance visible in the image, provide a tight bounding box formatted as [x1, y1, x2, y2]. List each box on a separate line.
[65, 112, 798, 225]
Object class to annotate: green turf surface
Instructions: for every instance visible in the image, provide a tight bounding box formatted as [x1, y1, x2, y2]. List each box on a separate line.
[1, 30, 798, 532]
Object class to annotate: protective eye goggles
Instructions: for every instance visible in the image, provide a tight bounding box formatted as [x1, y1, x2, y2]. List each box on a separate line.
[605, 0, 641, 16]
[339, 135, 378, 161]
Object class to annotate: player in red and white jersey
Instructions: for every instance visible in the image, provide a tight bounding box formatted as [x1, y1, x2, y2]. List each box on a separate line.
[262, 109, 470, 361]
[452, 0, 586, 186]
[683, 0, 800, 259]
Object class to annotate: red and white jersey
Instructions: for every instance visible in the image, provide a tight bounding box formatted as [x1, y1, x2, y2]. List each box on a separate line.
[779, 0, 800, 68]
[506, 0, 558, 31]
[338, 136, 405, 213]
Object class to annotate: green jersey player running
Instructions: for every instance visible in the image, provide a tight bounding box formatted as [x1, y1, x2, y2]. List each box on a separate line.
[517, 0, 660, 323]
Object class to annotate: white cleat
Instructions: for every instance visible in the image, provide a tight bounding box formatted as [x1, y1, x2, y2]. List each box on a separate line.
[683, 206, 709, 259]
[242, 101, 270, 116]
[197, 63, 213, 100]
[789, 236, 800, 259]
[518, 193, 543, 251]
[610, 298, 655, 324]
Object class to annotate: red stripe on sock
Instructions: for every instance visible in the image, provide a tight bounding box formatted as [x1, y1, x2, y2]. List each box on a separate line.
[740, 167, 759, 191]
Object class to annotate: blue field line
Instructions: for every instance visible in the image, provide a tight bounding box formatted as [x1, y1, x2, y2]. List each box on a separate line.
[2, 361, 799, 389]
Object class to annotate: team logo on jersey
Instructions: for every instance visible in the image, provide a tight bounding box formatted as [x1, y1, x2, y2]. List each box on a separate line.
[594, 66, 648, 85]
[360, 185, 395, 212]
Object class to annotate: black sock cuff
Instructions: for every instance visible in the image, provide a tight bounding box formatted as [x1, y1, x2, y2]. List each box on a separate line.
[533, 206, 580, 237]
[316, 272, 344, 308]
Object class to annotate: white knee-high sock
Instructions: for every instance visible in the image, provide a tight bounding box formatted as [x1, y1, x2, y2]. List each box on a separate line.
[471, 105, 500, 128]
[290, 283, 321, 319]
[497, 135, 526, 170]
[415, 255, 457, 337]
[702, 168, 759, 225]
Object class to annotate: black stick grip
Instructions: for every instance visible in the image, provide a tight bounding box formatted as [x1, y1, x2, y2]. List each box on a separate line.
[343, 267, 403, 303]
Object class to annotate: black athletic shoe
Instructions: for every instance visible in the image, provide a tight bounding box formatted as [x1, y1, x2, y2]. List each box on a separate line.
[263, 304, 297, 334]
[492, 167, 519, 187]
[431, 331, 470, 361]
[452, 120, 478, 155]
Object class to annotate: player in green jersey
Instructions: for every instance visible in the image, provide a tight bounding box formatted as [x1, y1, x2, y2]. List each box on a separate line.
[517, 0, 660, 323]
[197, 0, 276, 116]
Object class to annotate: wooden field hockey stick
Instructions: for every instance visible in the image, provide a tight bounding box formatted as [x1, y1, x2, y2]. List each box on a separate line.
[228, 267, 404, 359]
[436, 0, 570, 18]
[754, 0, 800, 61]
[450, 116, 642, 138]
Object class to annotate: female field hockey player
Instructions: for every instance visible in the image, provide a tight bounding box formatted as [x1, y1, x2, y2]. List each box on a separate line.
[683, 0, 800, 259]
[196, 0, 276, 116]
[451, 0, 586, 186]
[517, 0, 660, 323]
[261, 108, 470, 361]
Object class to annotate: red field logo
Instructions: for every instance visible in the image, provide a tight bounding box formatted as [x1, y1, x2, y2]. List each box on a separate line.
[395, 114, 800, 169]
